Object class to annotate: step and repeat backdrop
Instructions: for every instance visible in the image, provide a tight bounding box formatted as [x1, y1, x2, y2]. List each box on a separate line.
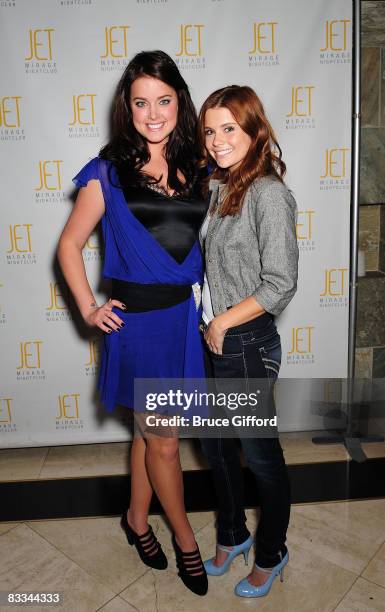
[0, 0, 352, 446]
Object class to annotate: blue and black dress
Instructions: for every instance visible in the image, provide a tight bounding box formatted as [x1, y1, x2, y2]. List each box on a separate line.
[73, 157, 208, 413]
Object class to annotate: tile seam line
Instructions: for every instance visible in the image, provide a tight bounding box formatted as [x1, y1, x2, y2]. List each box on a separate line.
[359, 573, 385, 591]
[0, 522, 21, 536]
[359, 537, 385, 578]
[116, 568, 152, 601]
[94, 594, 140, 612]
[24, 522, 121, 596]
[27, 519, 153, 594]
[191, 516, 216, 536]
[331, 574, 362, 611]
[37, 446, 51, 479]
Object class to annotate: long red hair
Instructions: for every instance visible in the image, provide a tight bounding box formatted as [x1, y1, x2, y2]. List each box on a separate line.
[198, 85, 286, 216]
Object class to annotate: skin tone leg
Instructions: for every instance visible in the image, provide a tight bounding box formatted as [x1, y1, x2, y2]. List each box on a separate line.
[128, 415, 201, 570]
[145, 435, 198, 553]
[127, 436, 153, 535]
[129, 425, 204, 570]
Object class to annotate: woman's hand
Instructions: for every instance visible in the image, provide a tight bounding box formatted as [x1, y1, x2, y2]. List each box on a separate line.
[204, 317, 227, 355]
[83, 299, 126, 333]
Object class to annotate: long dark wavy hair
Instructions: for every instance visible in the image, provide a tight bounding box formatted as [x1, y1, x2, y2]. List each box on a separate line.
[100, 50, 199, 196]
[198, 85, 286, 216]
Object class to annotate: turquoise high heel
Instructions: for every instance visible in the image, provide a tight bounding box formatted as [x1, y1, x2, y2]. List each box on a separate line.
[234, 550, 289, 598]
[204, 534, 254, 576]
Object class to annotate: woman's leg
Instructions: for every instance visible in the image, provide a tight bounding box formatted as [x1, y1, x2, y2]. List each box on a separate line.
[200, 436, 251, 566]
[238, 337, 290, 586]
[201, 320, 290, 579]
[144, 433, 199, 553]
[128, 416, 202, 569]
[199, 340, 251, 565]
[132, 414, 197, 551]
[240, 436, 290, 585]
[127, 436, 153, 535]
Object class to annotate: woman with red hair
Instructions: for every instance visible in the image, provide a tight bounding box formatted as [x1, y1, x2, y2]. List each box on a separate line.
[197, 85, 298, 598]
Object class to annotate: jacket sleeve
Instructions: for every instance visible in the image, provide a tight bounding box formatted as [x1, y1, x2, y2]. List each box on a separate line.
[252, 179, 299, 316]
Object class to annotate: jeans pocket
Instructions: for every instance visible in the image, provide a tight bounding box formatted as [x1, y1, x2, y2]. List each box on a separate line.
[209, 350, 245, 379]
[209, 352, 249, 410]
[260, 342, 282, 381]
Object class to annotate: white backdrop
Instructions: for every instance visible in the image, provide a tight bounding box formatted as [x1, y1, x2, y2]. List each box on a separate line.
[0, 0, 352, 447]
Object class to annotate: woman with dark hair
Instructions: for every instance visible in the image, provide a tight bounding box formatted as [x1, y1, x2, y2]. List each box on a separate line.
[57, 50, 208, 596]
[197, 85, 299, 598]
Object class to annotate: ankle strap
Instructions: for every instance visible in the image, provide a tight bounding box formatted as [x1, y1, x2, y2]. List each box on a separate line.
[254, 563, 273, 573]
[180, 548, 201, 557]
[217, 544, 235, 553]
[137, 526, 153, 540]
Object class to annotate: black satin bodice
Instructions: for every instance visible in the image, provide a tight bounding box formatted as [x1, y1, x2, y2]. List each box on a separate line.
[121, 184, 209, 264]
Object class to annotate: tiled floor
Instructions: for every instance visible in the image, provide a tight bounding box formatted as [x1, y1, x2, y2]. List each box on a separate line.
[0, 438, 385, 610]
[0, 501, 385, 611]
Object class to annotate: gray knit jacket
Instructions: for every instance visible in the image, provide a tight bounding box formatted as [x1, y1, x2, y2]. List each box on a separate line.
[199, 175, 299, 317]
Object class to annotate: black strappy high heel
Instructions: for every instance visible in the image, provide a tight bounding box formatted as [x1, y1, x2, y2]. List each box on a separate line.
[120, 513, 168, 570]
[172, 533, 208, 596]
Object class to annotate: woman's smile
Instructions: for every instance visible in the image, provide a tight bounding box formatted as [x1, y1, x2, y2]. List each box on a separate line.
[204, 106, 251, 171]
[130, 76, 178, 144]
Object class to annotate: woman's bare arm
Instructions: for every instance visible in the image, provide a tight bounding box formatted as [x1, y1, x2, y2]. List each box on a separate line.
[57, 179, 124, 331]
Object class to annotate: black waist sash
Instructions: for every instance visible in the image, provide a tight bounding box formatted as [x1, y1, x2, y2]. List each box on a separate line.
[111, 279, 192, 312]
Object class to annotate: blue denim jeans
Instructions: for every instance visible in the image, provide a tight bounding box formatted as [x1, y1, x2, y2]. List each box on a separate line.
[200, 314, 290, 568]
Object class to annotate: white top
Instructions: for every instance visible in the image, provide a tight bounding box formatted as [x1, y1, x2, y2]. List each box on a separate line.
[200, 214, 215, 324]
